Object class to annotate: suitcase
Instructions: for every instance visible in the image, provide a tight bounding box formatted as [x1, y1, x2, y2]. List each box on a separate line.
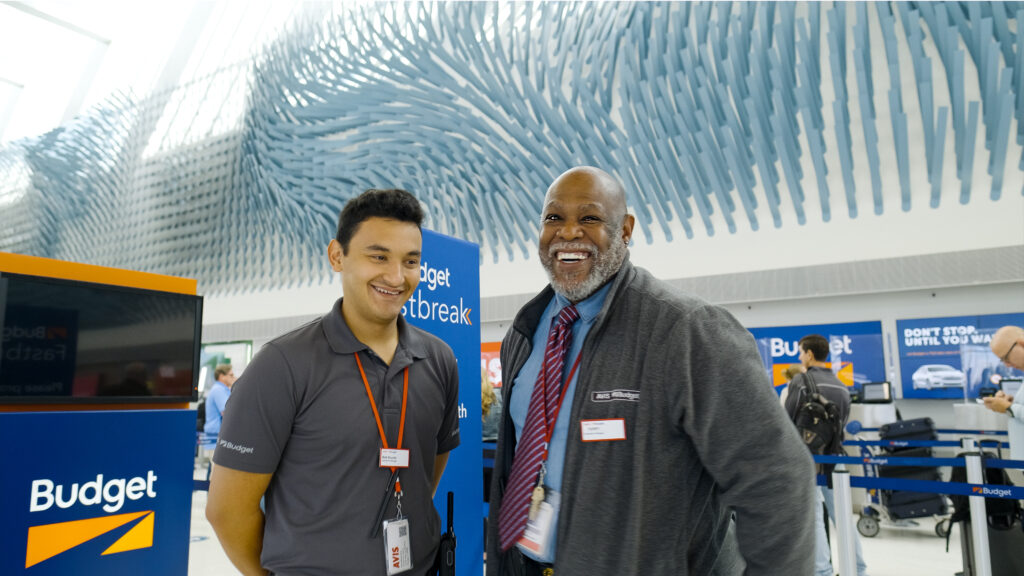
[959, 520, 1024, 576]
[877, 447, 936, 478]
[879, 417, 937, 443]
[885, 495, 947, 519]
[883, 484, 942, 507]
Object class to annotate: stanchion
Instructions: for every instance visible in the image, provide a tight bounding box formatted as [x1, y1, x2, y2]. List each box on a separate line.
[831, 464, 857, 576]
[962, 438, 992, 576]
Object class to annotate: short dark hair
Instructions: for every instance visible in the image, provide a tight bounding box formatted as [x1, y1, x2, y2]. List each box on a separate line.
[799, 334, 830, 362]
[335, 189, 424, 253]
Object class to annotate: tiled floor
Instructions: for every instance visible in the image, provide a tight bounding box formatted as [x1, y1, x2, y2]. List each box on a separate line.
[187, 484, 970, 576]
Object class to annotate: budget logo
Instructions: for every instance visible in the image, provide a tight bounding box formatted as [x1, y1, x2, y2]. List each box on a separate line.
[25, 510, 155, 568]
[24, 471, 159, 568]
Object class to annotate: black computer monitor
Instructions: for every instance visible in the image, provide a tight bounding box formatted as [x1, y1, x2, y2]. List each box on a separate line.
[859, 381, 892, 403]
[0, 271, 203, 404]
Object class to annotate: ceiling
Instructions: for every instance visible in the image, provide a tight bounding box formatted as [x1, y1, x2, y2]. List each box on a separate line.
[0, 0, 301, 145]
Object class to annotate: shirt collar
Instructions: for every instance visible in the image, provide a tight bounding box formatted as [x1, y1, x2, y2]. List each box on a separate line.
[322, 298, 428, 359]
[552, 277, 614, 324]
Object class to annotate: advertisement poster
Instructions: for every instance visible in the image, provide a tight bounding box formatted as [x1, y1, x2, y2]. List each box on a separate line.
[404, 229, 482, 576]
[481, 341, 502, 388]
[896, 312, 1024, 399]
[748, 321, 885, 396]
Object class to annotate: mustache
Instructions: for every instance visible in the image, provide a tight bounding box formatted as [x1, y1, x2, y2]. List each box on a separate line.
[546, 242, 597, 258]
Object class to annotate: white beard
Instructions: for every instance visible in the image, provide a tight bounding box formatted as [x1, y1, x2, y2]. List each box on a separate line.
[540, 235, 627, 302]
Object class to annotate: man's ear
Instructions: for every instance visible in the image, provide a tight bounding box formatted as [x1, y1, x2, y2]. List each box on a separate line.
[327, 239, 344, 272]
[621, 214, 636, 245]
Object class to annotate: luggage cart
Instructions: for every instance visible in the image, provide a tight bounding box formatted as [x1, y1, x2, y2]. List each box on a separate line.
[853, 435, 951, 538]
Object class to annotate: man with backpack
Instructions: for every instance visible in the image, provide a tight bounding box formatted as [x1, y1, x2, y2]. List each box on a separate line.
[784, 334, 869, 576]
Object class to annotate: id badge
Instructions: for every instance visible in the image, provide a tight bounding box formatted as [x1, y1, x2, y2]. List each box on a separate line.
[383, 517, 413, 575]
[516, 488, 560, 559]
[380, 448, 410, 468]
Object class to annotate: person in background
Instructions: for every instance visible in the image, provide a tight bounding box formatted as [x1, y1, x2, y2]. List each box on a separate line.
[482, 368, 502, 442]
[779, 363, 806, 405]
[784, 334, 868, 576]
[486, 166, 814, 575]
[983, 325, 1024, 460]
[202, 363, 235, 454]
[206, 188, 460, 576]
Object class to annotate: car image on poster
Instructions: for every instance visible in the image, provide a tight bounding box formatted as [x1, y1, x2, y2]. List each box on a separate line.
[896, 313, 1024, 399]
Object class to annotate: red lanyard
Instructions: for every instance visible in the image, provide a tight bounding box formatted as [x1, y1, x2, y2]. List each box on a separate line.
[354, 353, 408, 491]
[540, 352, 583, 461]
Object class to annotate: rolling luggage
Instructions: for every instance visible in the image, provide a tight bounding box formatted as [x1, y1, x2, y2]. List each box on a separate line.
[958, 520, 1024, 576]
[877, 417, 946, 520]
[885, 496, 947, 520]
[879, 417, 937, 448]
[877, 447, 934, 478]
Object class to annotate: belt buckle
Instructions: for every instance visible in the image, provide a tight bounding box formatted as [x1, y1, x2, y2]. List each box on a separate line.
[541, 569, 553, 576]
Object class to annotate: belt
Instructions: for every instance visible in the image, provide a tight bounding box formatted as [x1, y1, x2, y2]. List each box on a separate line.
[515, 549, 554, 576]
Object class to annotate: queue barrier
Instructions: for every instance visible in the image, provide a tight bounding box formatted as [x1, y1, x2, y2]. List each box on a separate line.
[814, 440, 1024, 576]
[844, 439, 1011, 449]
[855, 427, 1009, 436]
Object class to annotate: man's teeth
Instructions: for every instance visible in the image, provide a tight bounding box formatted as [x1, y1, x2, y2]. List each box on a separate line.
[557, 252, 589, 262]
[374, 286, 401, 295]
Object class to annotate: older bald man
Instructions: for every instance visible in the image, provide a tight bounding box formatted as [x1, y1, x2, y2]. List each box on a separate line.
[486, 166, 814, 576]
[984, 326, 1024, 460]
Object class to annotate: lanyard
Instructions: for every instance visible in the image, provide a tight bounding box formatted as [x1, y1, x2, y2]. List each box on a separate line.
[355, 352, 409, 492]
[539, 351, 583, 462]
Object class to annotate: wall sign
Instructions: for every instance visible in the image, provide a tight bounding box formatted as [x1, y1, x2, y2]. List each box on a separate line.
[748, 321, 885, 395]
[403, 229, 482, 576]
[896, 313, 1024, 399]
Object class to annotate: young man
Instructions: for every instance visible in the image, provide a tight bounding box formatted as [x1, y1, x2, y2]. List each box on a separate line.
[487, 166, 814, 575]
[784, 334, 867, 576]
[207, 189, 461, 576]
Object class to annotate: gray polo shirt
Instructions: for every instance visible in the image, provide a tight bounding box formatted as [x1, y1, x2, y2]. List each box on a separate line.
[214, 298, 461, 576]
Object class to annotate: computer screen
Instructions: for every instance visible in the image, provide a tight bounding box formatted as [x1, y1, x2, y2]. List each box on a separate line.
[859, 381, 892, 403]
[0, 272, 202, 403]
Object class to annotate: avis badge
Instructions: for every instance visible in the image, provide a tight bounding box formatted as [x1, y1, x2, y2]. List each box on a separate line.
[383, 517, 413, 574]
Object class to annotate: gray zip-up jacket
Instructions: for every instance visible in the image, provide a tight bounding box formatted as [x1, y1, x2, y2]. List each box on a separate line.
[486, 258, 815, 575]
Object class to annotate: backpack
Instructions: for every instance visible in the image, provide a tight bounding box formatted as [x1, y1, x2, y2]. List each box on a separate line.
[793, 371, 844, 456]
[196, 396, 207, 432]
[949, 451, 1022, 531]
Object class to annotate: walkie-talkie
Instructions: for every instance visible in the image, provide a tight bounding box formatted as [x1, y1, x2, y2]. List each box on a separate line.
[436, 491, 456, 576]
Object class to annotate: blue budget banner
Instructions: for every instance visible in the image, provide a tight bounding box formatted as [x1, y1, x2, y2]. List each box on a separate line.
[404, 229, 482, 576]
[747, 321, 885, 395]
[896, 312, 1024, 399]
[0, 410, 194, 576]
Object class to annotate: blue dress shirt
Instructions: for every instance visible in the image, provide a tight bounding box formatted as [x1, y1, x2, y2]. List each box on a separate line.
[509, 281, 612, 562]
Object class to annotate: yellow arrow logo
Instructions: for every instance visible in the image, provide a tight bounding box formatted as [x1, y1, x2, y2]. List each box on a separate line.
[25, 510, 154, 568]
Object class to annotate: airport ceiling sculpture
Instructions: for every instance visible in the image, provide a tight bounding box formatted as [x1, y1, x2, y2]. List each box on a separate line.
[0, 2, 1020, 293]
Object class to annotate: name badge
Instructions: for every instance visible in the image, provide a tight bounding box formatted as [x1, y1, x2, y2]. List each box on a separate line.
[383, 517, 413, 574]
[580, 418, 626, 442]
[517, 489, 560, 559]
[380, 448, 410, 468]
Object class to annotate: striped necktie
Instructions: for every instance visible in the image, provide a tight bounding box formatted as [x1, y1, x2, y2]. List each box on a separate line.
[498, 304, 580, 551]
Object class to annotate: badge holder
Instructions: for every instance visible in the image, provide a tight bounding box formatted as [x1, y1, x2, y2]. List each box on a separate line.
[379, 473, 413, 575]
[517, 463, 560, 558]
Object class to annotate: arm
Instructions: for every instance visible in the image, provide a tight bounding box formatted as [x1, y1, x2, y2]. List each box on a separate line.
[676, 307, 815, 575]
[431, 452, 450, 497]
[206, 466, 273, 576]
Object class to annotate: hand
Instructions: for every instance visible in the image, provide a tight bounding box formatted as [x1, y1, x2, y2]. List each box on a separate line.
[983, 396, 1012, 414]
[995, 390, 1007, 399]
